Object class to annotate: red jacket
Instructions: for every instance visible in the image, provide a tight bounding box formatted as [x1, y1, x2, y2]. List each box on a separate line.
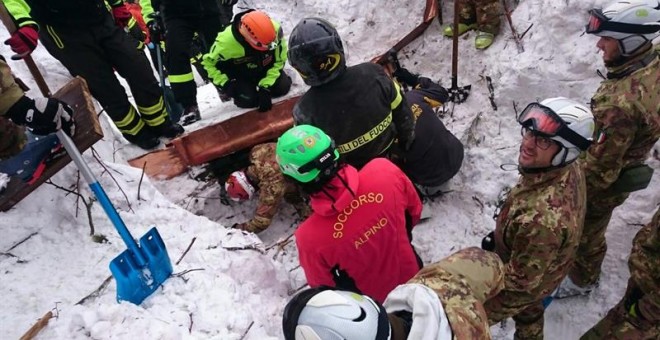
[295, 158, 423, 302]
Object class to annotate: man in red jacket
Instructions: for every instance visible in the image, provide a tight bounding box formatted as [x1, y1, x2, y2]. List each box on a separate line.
[276, 125, 423, 303]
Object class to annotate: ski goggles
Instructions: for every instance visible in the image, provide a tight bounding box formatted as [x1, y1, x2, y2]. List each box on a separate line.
[297, 143, 338, 174]
[586, 8, 660, 35]
[517, 103, 591, 150]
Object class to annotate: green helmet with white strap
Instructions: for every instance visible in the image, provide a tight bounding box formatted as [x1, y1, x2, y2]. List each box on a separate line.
[276, 125, 340, 183]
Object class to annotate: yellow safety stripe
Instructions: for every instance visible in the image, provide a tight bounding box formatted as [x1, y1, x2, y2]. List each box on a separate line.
[120, 118, 145, 135]
[138, 97, 164, 115]
[391, 80, 403, 109]
[114, 106, 138, 127]
[337, 112, 392, 154]
[168, 72, 194, 84]
[138, 97, 168, 127]
[46, 25, 64, 49]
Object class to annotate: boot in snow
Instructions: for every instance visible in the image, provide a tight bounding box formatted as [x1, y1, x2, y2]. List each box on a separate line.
[181, 104, 202, 126]
[443, 23, 476, 37]
[475, 31, 495, 49]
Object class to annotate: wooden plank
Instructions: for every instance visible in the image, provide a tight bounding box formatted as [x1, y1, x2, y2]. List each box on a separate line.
[128, 96, 298, 179]
[0, 77, 103, 211]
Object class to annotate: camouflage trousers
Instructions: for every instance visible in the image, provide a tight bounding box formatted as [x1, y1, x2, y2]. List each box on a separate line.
[457, 0, 503, 35]
[581, 279, 660, 339]
[487, 297, 546, 340]
[409, 247, 504, 339]
[569, 190, 630, 286]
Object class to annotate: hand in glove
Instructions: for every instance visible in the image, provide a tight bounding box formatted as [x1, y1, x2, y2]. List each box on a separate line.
[111, 4, 132, 28]
[218, 0, 239, 4]
[481, 231, 495, 251]
[4, 25, 39, 60]
[257, 87, 272, 112]
[7, 96, 76, 136]
[147, 17, 164, 43]
[219, 79, 237, 98]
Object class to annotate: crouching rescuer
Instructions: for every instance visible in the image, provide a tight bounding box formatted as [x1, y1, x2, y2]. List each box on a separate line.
[275, 125, 423, 303]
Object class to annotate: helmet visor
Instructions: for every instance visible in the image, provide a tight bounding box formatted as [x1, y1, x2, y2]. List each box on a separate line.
[586, 8, 660, 35]
[518, 103, 592, 150]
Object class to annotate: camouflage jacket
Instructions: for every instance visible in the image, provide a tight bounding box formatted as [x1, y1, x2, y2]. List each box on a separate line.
[487, 162, 586, 313]
[583, 49, 660, 192]
[240, 143, 309, 233]
[629, 206, 660, 322]
[385, 247, 504, 340]
[0, 58, 27, 160]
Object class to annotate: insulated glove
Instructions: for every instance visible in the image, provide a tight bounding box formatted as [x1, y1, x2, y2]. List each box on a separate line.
[220, 79, 237, 98]
[111, 4, 132, 28]
[7, 96, 76, 137]
[257, 87, 272, 112]
[331, 264, 361, 293]
[147, 15, 165, 43]
[4, 25, 39, 60]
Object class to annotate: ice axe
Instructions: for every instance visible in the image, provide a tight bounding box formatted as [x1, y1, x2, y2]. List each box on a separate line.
[56, 130, 173, 305]
[449, 0, 471, 103]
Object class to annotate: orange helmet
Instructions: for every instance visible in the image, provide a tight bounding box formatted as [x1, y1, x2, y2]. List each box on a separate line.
[224, 170, 256, 201]
[239, 10, 278, 51]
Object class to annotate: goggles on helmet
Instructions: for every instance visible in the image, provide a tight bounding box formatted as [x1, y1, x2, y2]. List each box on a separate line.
[517, 103, 591, 151]
[297, 144, 337, 175]
[586, 8, 660, 35]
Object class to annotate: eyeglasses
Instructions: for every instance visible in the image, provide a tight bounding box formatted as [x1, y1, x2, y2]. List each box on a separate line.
[586, 8, 660, 35]
[520, 127, 555, 150]
[517, 102, 592, 151]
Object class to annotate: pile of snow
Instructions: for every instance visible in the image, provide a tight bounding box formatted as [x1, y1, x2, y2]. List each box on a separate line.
[0, 0, 658, 339]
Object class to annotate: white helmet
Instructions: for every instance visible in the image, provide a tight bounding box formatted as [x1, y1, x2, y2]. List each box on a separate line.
[587, 0, 660, 56]
[283, 288, 391, 340]
[540, 97, 595, 167]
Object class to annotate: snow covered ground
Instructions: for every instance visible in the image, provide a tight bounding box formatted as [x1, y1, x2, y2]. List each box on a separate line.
[1, 0, 659, 339]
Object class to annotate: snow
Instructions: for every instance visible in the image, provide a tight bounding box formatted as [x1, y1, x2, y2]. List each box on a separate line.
[1, 0, 659, 339]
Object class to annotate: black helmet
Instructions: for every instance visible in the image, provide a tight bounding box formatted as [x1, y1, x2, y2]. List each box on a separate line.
[288, 18, 347, 86]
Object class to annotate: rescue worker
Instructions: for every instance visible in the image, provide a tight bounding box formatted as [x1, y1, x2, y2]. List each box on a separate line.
[275, 125, 422, 303]
[555, 0, 660, 298]
[581, 206, 660, 339]
[283, 247, 505, 340]
[442, 0, 502, 49]
[141, 0, 235, 125]
[224, 143, 311, 234]
[288, 18, 415, 169]
[4, 0, 184, 150]
[482, 98, 595, 339]
[393, 69, 464, 197]
[0, 55, 75, 179]
[202, 9, 291, 112]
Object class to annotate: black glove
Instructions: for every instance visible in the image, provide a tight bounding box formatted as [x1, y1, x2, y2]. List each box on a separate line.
[7, 96, 75, 136]
[331, 264, 361, 293]
[481, 231, 495, 251]
[218, 0, 238, 4]
[257, 86, 272, 112]
[147, 14, 164, 43]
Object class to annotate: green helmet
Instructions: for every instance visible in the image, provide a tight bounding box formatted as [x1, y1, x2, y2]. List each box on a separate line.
[276, 125, 340, 183]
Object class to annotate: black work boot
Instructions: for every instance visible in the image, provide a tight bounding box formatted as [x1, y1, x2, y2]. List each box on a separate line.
[180, 104, 202, 126]
[150, 120, 184, 139]
[123, 128, 160, 150]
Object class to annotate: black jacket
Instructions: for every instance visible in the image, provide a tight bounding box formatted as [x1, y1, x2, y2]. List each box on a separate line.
[144, 0, 220, 20]
[293, 63, 415, 169]
[402, 81, 464, 186]
[17, 0, 114, 27]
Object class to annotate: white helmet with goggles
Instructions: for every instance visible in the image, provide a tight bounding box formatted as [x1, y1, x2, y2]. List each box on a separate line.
[586, 0, 660, 56]
[517, 97, 595, 167]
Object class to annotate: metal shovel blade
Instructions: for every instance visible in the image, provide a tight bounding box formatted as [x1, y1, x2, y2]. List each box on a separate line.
[109, 227, 173, 304]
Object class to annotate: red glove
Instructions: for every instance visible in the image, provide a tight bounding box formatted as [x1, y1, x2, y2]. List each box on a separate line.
[3, 25, 39, 60]
[112, 4, 132, 28]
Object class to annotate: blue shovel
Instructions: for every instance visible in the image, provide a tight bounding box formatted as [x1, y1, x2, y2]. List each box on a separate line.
[56, 130, 173, 304]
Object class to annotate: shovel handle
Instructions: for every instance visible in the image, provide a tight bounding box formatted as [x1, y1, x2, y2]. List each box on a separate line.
[56, 131, 146, 266]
